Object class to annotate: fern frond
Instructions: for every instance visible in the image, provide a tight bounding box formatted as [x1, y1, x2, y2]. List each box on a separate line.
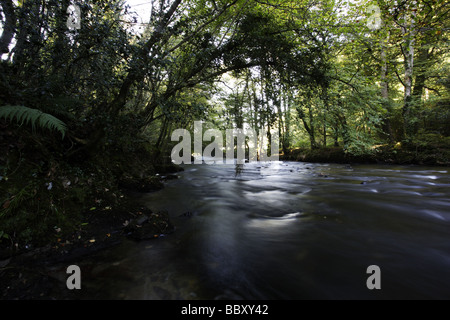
[0, 105, 67, 139]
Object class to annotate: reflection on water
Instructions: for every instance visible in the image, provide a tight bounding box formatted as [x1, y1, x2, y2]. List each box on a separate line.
[69, 161, 450, 299]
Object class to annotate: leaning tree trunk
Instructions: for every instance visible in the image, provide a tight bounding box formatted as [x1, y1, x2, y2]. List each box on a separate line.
[411, 46, 430, 134]
[380, 30, 394, 143]
[298, 106, 317, 150]
[412, 46, 429, 106]
[401, 6, 416, 138]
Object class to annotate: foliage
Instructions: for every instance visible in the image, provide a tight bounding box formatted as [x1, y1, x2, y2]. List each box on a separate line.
[0, 105, 67, 138]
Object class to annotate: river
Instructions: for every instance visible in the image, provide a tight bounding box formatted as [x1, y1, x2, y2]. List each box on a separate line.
[71, 161, 450, 299]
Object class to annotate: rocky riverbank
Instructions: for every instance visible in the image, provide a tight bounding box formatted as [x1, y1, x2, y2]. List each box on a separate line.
[280, 142, 450, 166]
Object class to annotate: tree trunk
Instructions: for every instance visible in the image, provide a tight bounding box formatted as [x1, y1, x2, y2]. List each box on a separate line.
[336, 110, 350, 148]
[380, 31, 394, 143]
[284, 89, 291, 152]
[109, 0, 183, 117]
[308, 106, 316, 149]
[412, 46, 429, 105]
[156, 117, 169, 149]
[401, 7, 416, 138]
[0, 0, 16, 54]
[411, 46, 429, 135]
[82, 0, 183, 155]
[276, 94, 286, 154]
[333, 126, 339, 147]
[322, 87, 328, 147]
[298, 106, 317, 150]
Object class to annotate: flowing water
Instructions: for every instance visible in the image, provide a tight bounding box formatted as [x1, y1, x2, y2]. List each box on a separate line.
[70, 161, 450, 299]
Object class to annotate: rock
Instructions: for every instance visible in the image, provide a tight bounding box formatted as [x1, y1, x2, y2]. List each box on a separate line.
[119, 175, 164, 192]
[154, 163, 184, 174]
[135, 214, 150, 225]
[161, 174, 179, 181]
[0, 258, 10, 268]
[153, 286, 171, 299]
[179, 211, 193, 218]
[125, 210, 175, 241]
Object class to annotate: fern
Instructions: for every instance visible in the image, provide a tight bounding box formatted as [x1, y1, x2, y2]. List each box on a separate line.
[0, 105, 67, 138]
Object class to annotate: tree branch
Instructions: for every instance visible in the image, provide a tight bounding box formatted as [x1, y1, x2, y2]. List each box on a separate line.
[423, 85, 441, 96]
[108, 0, 183, 116]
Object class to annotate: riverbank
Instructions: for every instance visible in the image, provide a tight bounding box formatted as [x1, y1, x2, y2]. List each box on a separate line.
[0, 143, 183, 299]
[0, 188, 178, 299]
[0, 120, 183, 256]
[0, 122, 188, 298]
[280, 141, 450, 166]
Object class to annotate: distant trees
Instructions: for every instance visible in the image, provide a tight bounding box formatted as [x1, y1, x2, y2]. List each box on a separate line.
[0, 0, 448, 154]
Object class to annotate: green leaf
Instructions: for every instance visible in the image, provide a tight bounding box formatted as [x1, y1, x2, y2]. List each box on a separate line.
[0, 231, 9, 239]
[0, 105, 67, 139]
